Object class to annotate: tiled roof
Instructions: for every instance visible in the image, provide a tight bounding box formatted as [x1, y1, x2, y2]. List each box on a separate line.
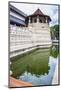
[27, 8, 51, 21]
[33, 8, 44, 15]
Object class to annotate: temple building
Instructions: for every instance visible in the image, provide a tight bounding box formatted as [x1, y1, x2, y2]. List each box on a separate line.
[26, 8, 51, 26]
[10, 4, 52, 57]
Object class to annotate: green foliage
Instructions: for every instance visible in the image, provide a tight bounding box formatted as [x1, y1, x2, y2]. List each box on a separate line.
[50, 24, 59, 40]
[50, 45, 59, 58]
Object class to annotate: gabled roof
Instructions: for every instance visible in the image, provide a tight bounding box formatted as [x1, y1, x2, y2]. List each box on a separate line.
[33, 8, 44, 15]
[27, 8, 51, 21]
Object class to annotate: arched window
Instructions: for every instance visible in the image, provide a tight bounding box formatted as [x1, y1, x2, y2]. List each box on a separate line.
[34, 18, 37, 23]
[39, 19, 42, 23]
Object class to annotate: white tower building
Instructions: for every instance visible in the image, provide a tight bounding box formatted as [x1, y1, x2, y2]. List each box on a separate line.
[10, 7, 52, 57]
[26, 9, 52, 47]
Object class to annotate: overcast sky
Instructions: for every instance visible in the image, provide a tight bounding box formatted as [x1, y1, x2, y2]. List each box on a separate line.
[10, 2, 59, 26]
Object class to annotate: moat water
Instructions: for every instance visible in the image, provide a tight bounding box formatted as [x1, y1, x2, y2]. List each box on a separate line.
[11, 45, 59, 86]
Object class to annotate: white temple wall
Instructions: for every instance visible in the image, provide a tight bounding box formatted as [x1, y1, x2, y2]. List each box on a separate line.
[10, 23, 52, 57]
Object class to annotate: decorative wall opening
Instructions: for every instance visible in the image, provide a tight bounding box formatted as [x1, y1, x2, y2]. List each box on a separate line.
[39, 19, 42, 23]
[34, 18, 37, 23]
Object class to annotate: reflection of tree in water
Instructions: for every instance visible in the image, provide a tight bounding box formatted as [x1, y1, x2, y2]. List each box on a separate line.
[50, 45, 59, 58]
[26, 50, 50, 77]
[11, 48, 50, 78]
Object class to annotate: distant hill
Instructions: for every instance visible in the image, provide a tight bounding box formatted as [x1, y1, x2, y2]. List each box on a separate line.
[50, 25, 59, 40]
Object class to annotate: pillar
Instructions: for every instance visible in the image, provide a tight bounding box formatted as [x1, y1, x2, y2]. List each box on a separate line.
[46, 17, 47, 23]
[37, 15, 39, 23]
[29, 17, 31, 24]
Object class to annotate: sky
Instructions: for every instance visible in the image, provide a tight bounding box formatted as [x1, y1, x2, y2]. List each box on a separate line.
[10, 2, 59, 26]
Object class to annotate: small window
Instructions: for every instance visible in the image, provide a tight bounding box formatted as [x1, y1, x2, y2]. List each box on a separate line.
[39, 19, 42, 23]
[34, 19, 37, 23]
[42, 26, 44, 28]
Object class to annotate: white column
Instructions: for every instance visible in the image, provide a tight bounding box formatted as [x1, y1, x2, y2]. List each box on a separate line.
[37, 15, 39, 23]
[29, 17, 31, 23]
[46, 17, 47, 23]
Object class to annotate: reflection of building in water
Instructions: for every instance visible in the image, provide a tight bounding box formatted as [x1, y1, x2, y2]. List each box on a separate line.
[10, 4, 52, 57]
[11, 48, 50, 78]
[26, 49, 50, 76]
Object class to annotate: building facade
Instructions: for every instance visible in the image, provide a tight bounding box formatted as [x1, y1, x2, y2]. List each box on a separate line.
[10, 4, 27, 26]
[10, 5, 52, 57]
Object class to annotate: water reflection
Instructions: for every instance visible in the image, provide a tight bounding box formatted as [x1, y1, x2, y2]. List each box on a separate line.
[26, 49, 50, 77]
[11, 48, 50, 78]
[50, 45, 59, 58]
[11, 45, 59, 85]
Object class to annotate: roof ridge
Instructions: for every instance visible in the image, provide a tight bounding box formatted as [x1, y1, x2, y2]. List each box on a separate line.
[33, 8, 44, 15]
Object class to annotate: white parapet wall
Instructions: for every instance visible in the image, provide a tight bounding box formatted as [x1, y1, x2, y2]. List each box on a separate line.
[10, 23, 52, 58]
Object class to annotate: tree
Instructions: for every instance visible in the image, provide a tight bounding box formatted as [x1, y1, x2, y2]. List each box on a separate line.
[50, 24, 59, 40]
